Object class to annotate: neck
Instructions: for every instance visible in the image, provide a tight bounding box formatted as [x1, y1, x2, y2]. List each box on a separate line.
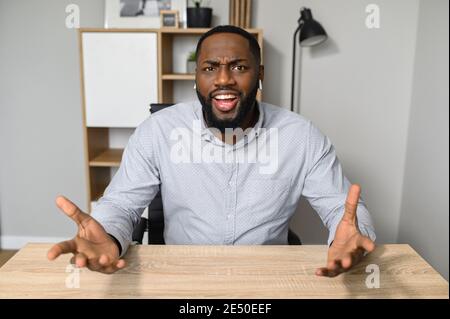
[207, 102, 259, 145]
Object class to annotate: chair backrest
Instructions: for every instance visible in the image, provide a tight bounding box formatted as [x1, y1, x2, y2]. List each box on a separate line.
[147, 103, 174, 244]
[132, 103, 174, 244]
[133, 103, 302, 245]
[149, 103, 174, 114]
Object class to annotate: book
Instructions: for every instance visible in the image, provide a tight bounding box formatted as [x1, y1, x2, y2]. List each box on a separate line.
[229, 0, 235, 25]
[245, 0, 251, 28]
[235, 0, 241, 27]
[240, 0, 246, 27]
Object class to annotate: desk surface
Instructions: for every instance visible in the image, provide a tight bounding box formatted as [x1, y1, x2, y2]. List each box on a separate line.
[0, 243, 447, 299]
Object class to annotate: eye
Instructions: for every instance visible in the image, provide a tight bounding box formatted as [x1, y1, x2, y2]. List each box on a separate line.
[203, 66, 216, 72]
[232, 65, 248, 72]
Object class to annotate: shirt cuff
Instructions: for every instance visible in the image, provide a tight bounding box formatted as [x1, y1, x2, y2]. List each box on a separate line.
[358, 223, 377, 242]
[327, 210, 344, 246]
[108, 234, 122, 256]
[102, 223, 131, 258]
[91, 203, 135, 258]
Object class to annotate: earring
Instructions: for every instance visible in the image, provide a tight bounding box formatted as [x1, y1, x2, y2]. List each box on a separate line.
[193, 82, 197, 90]
[258, 79, 263, 91]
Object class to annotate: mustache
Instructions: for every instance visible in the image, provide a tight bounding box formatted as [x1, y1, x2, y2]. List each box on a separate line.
[208, 87, 242, 99]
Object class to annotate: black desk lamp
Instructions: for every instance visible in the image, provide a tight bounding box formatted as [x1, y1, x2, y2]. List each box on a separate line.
[291, 8, 328, 112]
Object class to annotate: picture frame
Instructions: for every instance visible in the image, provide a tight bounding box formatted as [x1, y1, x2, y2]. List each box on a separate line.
[160, 10, 179, 28]
[105, 0, 187, 28]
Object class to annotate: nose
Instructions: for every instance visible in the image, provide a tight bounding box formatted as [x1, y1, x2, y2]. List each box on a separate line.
[214, 65, 236, 87]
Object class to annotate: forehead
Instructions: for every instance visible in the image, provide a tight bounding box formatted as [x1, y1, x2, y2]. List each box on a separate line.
[199, 33, 252, 61]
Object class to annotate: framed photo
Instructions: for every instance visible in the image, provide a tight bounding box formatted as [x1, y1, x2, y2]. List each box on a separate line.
[160, 10, 179, 28]
[105, 0, 187, 28]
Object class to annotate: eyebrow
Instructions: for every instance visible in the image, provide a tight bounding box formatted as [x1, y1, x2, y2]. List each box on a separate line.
[201, 58, 249, 66]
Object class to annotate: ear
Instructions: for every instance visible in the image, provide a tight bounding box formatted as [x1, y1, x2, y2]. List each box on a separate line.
[258, 65, 265, 82]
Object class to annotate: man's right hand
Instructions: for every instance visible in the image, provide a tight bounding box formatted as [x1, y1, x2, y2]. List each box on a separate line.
[47, 196, 126, 274]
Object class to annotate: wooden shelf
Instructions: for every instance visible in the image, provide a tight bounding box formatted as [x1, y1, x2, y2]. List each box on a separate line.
[80, 28, 262, 36]
[160, 28, 262, 35]
[89, 149, 123, 167]
[161, 28, 210, 34]
[162, 73, 195, 80]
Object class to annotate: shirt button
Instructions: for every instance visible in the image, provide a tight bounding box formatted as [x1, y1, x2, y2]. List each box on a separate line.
[227, 215, 232, 219]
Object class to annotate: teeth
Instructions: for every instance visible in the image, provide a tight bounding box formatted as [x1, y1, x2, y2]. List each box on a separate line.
[214, 94, 236, 100]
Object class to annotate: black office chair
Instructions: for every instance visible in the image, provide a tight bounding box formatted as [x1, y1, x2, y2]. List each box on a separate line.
[132, 103, 301, 245]
[132, 190, 165, 244]
[131, 104, 169, 245]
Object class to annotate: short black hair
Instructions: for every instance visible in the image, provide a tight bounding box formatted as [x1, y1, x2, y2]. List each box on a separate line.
[196, 25, 261, 66]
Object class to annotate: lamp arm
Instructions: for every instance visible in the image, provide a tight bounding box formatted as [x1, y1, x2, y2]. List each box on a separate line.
[290, 21, 304, 112]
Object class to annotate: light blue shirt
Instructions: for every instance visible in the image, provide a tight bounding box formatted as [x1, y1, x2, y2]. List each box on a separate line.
[92, 101, 376, 256]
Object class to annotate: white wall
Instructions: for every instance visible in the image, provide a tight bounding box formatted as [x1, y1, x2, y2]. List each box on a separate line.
[398, 0, 449, 280]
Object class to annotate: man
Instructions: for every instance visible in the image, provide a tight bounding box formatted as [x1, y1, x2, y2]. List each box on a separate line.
[48, 26, 376, 277]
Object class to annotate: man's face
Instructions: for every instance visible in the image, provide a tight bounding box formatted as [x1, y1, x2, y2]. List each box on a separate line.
[196, 33, 263, 132]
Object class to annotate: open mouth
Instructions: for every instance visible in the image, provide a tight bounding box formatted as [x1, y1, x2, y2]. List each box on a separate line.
[211, 93, 240, 112]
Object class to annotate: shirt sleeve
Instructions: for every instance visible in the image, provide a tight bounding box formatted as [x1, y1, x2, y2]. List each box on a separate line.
[301, 121, 376, 246]
[91, 121, 161, 257]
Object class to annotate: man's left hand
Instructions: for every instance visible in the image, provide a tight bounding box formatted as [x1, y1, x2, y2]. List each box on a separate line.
[315, 184, 375, 277]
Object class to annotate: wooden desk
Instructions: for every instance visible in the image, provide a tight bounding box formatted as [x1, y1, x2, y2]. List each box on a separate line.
[0, 243, 447, 298]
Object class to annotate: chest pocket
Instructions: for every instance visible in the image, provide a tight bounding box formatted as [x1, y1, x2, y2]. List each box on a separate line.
[243, 177, 292, 217]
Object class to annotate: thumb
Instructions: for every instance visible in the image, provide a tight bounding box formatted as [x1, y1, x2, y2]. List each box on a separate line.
[56, 195, 92, 227]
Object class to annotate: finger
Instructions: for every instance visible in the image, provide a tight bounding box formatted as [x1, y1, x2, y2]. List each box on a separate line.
[327, 259, 339, 271]
[92, 259, 126, 274]
[315, 267, 328, 276]
[99, 265, 123, 274]
[102, 259, 127, 274]
[357, 236, 376, 253]
[342, 184, 361, 223]
[74, 253, 88, 268]
[56, 196, 92, 227]
[99, 254, 126, 268]
[99, 254, 110, 266]
[319, 260, 341, 277]
[116, 259, 126, 269]
[86, 258, 103, 272]
[341, 254, 353, 270]
[47, 240, 76, 260]
[316, 266, 342, 278]
[351, 248, 365, 265]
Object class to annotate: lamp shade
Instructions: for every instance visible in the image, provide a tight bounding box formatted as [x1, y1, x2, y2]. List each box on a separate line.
[299, 8, 327, 47]
[291, 7, 328, 111]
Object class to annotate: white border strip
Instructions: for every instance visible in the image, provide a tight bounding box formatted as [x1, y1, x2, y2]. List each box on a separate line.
[1, 236, 67, 250]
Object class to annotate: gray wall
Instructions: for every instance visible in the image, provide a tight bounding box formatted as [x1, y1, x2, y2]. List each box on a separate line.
[398, 0, 449, 280]
[253, 0, 420, 244]
[0, 0, 105, 242]
[0, 0, 447, 278]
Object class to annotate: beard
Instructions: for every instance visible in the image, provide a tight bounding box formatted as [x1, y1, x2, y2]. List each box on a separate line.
[196, 82, 259, 133]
